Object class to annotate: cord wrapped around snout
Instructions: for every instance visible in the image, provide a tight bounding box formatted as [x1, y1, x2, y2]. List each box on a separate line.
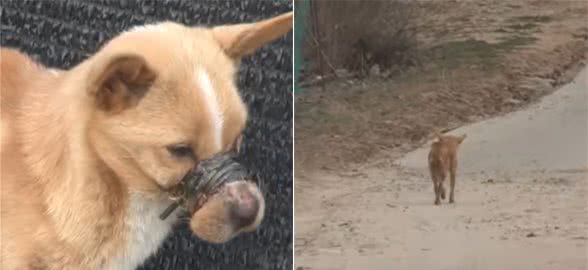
[159, 154, 250, 220]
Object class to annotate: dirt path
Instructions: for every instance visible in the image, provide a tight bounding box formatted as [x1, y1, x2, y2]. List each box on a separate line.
[295, 68, 587, 270]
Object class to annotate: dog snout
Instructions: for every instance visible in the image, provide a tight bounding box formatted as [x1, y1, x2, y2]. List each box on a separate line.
[188, 179, 264, 243]
[226, 181, 263, 230]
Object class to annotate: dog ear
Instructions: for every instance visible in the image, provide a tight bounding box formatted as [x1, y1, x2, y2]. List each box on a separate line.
[459, 134, 467, 143]
[87, 53, 157, 114]
[211, 12, 292, 59]
[434, 131, 443, 141]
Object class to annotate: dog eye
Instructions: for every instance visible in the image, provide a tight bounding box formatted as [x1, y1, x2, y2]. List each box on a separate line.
[167, 144, 195, 159]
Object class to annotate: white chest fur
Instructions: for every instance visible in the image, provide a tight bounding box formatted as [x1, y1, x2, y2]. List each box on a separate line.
[100, 194, 179, 270]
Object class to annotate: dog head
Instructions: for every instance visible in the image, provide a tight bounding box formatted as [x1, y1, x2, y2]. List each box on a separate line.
[79, 12, 292, 243]
[434, 132, 467, 147]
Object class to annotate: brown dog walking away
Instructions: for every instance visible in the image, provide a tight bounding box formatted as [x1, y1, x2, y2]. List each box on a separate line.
[0, 12, 292, 270]
[428, 133, 467, 205]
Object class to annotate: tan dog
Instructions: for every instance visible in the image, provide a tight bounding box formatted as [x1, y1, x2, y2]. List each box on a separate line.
[0, 12, 292, 270]
[428, 133, 467, 205]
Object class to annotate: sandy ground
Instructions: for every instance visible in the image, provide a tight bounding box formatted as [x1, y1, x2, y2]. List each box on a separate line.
[295, 68, 587, 270]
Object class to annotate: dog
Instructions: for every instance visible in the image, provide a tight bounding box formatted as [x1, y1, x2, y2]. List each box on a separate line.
[0, 11, 292, 270]
[428, 132, 466, 205]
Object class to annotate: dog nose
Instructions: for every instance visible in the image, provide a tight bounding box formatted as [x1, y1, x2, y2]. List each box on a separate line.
[226, 182, 261, 229]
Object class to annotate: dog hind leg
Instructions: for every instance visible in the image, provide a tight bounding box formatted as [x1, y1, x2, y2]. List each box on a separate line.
[437, 169, 446, 201]
[449, 158, 457, 203]
[433, 181, 441, 205]
[429, 162, 441, 205]
[439, 182, 446, 200]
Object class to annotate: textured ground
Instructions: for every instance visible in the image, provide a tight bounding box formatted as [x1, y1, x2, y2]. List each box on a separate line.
[296, 67, 587, 270]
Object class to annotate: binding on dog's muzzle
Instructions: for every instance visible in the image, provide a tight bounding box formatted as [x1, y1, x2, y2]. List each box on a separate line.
[159, 154, 250, 220]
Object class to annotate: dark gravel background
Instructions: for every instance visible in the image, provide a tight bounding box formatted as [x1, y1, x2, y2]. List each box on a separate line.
[0, 0, 292, 269]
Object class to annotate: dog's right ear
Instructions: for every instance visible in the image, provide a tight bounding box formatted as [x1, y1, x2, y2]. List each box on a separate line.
[458, 134, 467, 144]
[86, 53, 157, 114]
[211, 12, 293, 59]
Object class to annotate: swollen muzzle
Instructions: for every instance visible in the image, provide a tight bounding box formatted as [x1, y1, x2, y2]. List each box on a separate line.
[159, 154, 250, 220]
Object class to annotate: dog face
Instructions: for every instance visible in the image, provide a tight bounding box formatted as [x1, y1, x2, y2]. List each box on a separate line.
[80, 13, 292, 243]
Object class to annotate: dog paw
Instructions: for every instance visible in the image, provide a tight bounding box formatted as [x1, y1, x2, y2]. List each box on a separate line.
[449, 199, 455, 204]
[434, 200, 440, 205]
[439, 187, 446, 200]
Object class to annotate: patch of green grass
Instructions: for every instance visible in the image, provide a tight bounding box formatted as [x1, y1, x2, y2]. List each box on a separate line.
[501, 15, 551, 35]
[432, 34, 538, 71]
[497, 35, 538, 50]
[513, 15, 552, 24]
[433, 39, 501, 70]
[299, 104, 358, 135]
[508, 22, 540, 31]
[449, 15, 471, 23]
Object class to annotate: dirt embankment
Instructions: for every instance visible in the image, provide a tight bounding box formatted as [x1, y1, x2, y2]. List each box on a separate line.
[295, 0, 588, 173]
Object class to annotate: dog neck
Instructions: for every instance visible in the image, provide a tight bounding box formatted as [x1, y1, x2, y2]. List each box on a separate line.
[18, 64, 130, 256]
